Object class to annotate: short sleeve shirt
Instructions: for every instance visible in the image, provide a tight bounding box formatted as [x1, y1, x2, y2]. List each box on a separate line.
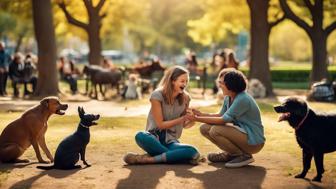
[145, 89, 189, 143]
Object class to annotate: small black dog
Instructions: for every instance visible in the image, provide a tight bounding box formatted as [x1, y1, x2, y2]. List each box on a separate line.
[274, 97, 336, 182]
[37, 107, 100, 170]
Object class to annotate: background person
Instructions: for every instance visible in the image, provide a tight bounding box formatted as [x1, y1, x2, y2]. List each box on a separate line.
[0, 42, 11, 96]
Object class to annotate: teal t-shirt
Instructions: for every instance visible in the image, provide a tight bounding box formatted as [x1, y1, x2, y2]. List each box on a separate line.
[220, 91, 265, 145]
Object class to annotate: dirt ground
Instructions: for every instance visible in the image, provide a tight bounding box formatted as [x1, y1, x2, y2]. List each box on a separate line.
[0, 89, 335, 189]
[1, 144, 335, 189]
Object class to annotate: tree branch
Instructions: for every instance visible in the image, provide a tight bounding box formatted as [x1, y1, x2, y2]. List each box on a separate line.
[83, 0, 93, 10]
[325, 21, 336, 35]
[279, 0, 312, 33]
[303, 0, 314, 14]
[58, 2, 88, 30]
[269, 15, 286, 28]
[99, 12, 107, 19]
[95, 0, 106, 11]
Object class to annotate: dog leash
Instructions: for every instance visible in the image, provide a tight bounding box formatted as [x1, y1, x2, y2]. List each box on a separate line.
[80, 122, 90, 128]
[295, 105, 310, 131]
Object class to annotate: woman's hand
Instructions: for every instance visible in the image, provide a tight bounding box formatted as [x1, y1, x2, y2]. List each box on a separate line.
[185, 111, 196, 122]
[191, 108, 202, 116]
[183, 112, 196, 128]
[183, 120, 196, 129]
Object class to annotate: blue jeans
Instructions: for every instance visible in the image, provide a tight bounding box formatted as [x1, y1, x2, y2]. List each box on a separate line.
[135, 131, 199, 163]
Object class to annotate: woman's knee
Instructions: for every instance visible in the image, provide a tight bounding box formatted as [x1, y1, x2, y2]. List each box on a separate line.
[184, 146, 200, 159]
[135, 131, 150, 144]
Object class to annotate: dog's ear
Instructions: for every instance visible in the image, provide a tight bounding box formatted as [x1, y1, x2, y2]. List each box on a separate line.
[81, 107, 86, 114]
[40, 99, 49, 108]
[78, 106, 84, 117]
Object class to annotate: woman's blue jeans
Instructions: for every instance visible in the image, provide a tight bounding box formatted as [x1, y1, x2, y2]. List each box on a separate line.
[135, 131, 199, 163]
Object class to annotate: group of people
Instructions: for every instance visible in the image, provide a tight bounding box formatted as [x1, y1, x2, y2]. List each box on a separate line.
[124, 65, 265, 168]
[0, 42, 37, 97]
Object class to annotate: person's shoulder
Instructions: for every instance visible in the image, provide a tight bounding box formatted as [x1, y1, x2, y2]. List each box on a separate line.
[236, 91, 253, 102]
[150, 89, 163, 100]
[151, 88, 163, 95]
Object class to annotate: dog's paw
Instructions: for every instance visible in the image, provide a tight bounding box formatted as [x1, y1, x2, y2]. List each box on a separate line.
[294, 173, 306, 179]
[312, 176, 322, 182]
[38, 160, 51, 164]
[83, 160, 91, 167]
[48, 157, 54, 163]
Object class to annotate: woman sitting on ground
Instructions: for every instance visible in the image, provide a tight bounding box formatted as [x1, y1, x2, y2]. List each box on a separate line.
[123, 65, 202, 165]
[187, 68, 265, 168]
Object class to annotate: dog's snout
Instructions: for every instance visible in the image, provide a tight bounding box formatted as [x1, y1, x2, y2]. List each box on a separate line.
[95, 115, 100, 120]
[61, 104, 68, 110]
[274, 105, 285, 113]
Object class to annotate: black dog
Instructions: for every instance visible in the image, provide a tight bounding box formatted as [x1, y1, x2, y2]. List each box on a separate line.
[37, 107, 100, 170]
[274, 97, 336, 182]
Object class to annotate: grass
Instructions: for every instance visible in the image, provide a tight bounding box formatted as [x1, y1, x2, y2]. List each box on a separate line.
[272, 82, 309, 89]
[1, 98, 336, 185]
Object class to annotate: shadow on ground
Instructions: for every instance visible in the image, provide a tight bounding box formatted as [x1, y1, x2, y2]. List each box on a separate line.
[117, 163, 266, 188]
[0, 162, 80, 189]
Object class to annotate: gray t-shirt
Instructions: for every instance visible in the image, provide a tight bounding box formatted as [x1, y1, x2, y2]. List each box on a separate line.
[145, 89, 189, 143]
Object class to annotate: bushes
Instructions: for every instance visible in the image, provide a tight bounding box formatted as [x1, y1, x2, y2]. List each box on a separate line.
[240, 69, 336, 82]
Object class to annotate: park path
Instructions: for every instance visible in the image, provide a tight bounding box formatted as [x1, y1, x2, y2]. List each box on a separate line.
[0, 94, 217, 117]
[0, 88, 307, 117]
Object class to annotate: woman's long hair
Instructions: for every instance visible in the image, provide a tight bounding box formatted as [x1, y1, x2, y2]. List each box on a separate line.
[158, 65, 189, 105]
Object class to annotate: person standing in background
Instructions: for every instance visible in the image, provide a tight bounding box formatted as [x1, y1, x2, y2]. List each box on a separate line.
[0, 42, 11, 96]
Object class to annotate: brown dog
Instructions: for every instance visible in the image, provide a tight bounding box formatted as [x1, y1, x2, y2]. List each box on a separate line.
[0, 96, 68, 163]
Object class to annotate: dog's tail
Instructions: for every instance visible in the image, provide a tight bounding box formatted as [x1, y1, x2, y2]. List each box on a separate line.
[36, 165, 55, 170]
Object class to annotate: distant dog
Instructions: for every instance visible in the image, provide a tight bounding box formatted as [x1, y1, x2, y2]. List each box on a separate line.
[37, 107, 100, 170]
[274, 97, 336, 182]
[124, 74, 141, 99]
[247, 78, 266, 98]
[0, 97, 68, 163]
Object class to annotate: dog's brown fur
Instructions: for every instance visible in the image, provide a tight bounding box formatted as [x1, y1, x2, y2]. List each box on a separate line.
[0, 96, 68, 163]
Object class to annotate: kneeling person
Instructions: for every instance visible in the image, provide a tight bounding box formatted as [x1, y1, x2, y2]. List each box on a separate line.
[188, 68, 265, 168]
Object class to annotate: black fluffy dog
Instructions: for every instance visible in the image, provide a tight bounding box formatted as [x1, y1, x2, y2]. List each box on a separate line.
[37, 107, 100, 170]
[274, 97, 336, 182]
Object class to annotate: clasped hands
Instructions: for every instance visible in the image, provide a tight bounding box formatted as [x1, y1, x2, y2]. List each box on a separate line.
[182, 108, 201, 128]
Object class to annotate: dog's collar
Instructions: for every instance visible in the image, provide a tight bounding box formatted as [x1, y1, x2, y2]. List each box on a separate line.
[295, 106, 309, 131]
[79, 122, 90, 128]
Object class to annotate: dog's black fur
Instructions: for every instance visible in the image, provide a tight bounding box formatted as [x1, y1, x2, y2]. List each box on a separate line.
[274, 97, 336, 182]
[37, 107, 100, 170]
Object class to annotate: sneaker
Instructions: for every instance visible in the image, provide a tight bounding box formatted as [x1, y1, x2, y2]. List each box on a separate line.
[207, 152, 236, 163]
[225, 154, 254, 168]
[123, 152, 151, 165]
[189, 155, 206, 165]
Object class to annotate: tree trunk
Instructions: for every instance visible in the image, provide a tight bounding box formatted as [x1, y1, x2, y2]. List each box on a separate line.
[310, 32, 328, 83]
[87, 11, 102, 65]
[279, 0, 335, 85]
[247, 0, 274, 96]
[14, 33, 24, 53]
[32, 0, 58, 97]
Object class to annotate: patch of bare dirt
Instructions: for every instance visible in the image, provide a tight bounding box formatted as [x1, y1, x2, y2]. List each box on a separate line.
[1, 152, 334, 189]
